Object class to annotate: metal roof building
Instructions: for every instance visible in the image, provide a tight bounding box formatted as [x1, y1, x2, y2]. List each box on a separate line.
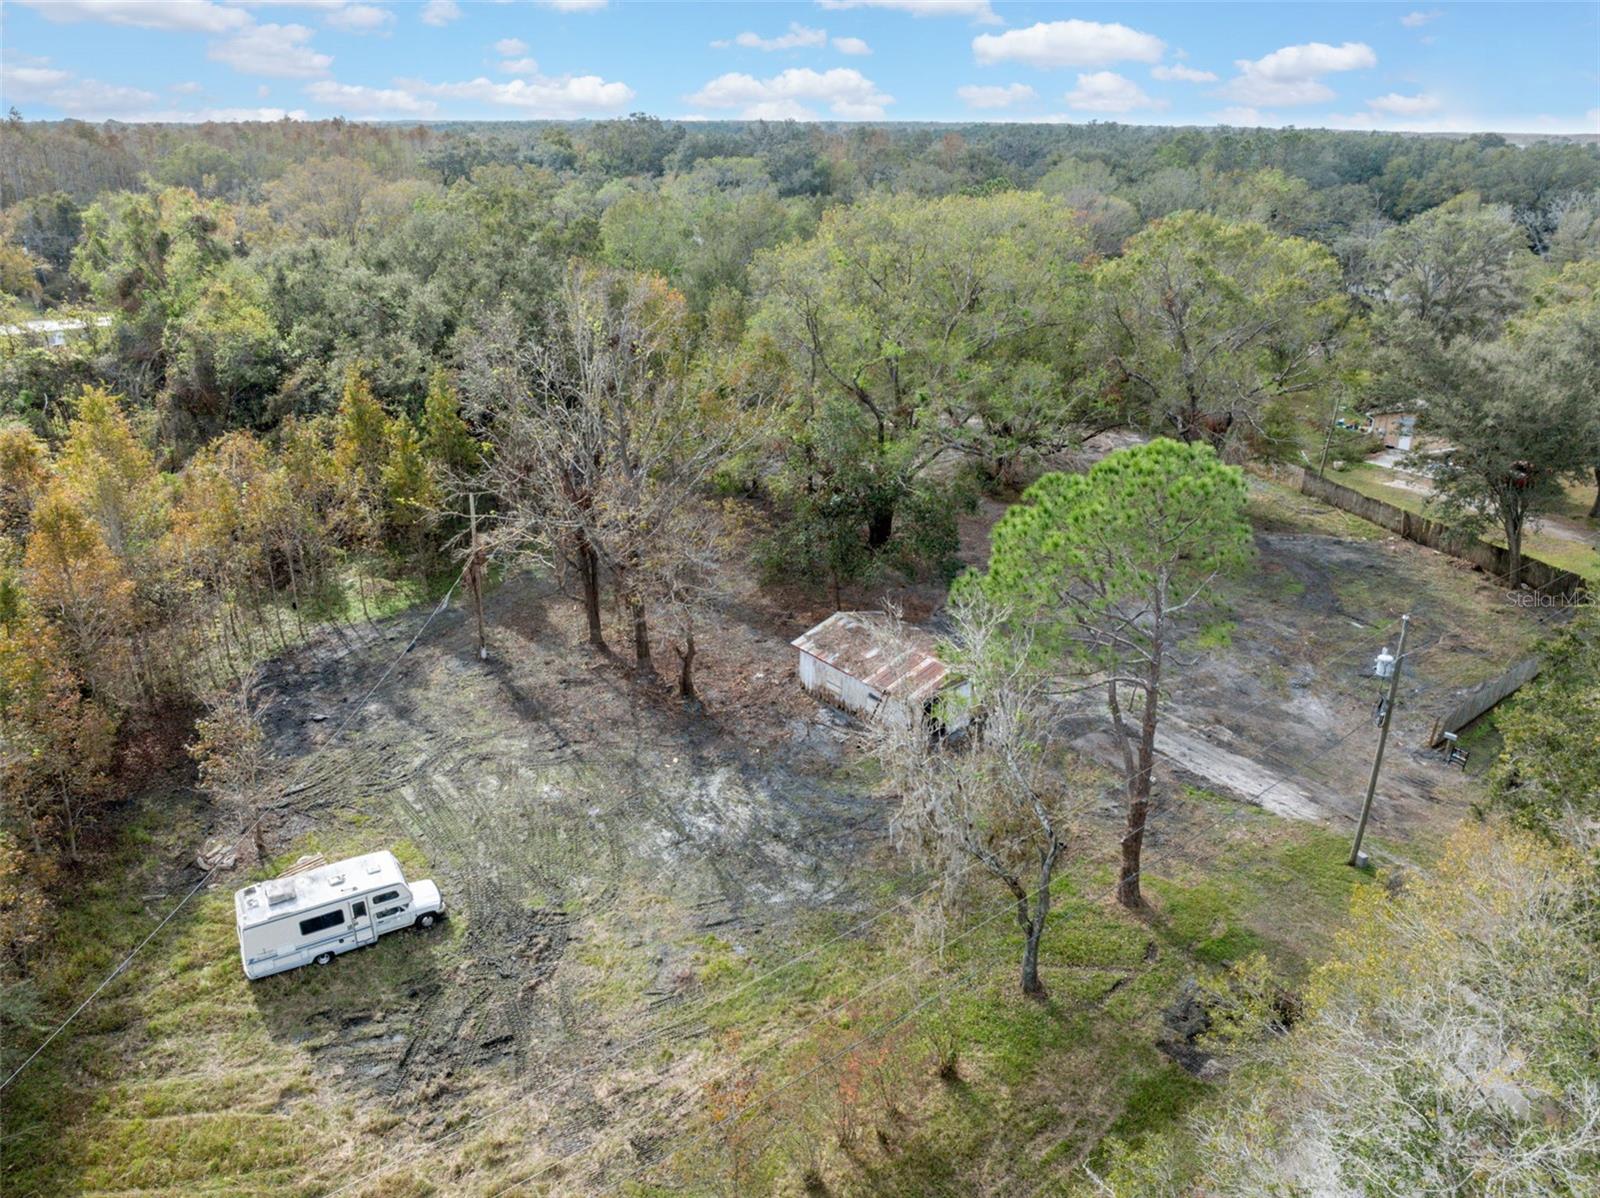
[791, 611, 971, 730]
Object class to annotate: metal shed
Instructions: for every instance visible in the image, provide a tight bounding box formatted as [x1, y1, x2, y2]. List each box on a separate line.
[791, 611, 972, 731]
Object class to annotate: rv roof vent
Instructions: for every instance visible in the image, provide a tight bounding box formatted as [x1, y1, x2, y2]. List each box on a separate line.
[328, 872, 345, 886]
[263, 878, 298, 906]
[365, 858, 382, 874]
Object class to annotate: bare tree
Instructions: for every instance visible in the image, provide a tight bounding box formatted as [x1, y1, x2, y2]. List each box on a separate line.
[874, 599, 1086, 999]
[188, 676, 269, 863]
[463, 265, 757, 677]
[640, 498, 730, 703]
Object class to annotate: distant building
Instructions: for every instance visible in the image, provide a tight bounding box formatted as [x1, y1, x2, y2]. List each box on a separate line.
[1364, 410, 1452, 457]
[791, 610, 972, 732]
[1367, 411, 1419, 451]
[0, 316, 110, 349]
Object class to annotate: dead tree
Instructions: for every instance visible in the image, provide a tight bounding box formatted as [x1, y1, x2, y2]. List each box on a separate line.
[463, 266, 757, 676]
[874, 599, 1087, 999]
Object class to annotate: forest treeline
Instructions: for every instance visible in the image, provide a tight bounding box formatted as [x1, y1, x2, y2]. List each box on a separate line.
[2, 112, 1599, 984]
[3, 112, 1600, 1197]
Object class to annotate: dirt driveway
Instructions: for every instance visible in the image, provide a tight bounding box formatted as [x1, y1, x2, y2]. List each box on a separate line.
[1060, 516, 1553, 858]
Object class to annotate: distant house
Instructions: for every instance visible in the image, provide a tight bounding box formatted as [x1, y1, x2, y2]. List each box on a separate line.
[791, 611, 972, 732]
[1363, 410, 1454, 458]
[1367, 411, 1420, 451]
[0, 316, 111, 349]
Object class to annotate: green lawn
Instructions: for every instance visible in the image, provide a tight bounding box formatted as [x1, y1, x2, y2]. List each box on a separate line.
[638, 797, 1380, 1197]
[1332, 463, 1599, 582]
[3, 772, 1385, 1198]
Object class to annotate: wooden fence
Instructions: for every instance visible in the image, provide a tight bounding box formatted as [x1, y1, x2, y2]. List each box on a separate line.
[1297, 470, 1589, 600]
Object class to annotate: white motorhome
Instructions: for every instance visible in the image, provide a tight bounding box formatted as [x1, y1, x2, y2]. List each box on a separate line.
[234, 851, 443, 980]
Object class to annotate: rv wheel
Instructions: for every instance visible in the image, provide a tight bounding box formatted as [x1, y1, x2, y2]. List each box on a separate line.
[416, 912, 437, 929]
[313, 951, 334, 966]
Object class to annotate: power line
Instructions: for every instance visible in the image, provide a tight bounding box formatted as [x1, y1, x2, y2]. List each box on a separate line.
[466, 709, 1386, 1198]
[0, 565, 471, 1095]
[320, 617, 1422, 1197]
[566, 745, 1376, 1198]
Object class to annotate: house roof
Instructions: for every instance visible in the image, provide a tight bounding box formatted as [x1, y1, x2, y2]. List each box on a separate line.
[0, 317, 111, 336]
[791, 611, 955, 704]
[234, 851, 405, 930]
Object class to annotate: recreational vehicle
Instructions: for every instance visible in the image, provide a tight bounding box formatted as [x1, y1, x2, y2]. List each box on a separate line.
[234, 850, 443, 980]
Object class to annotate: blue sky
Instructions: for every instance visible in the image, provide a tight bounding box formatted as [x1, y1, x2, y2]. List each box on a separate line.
[2, 1, 1596, 133]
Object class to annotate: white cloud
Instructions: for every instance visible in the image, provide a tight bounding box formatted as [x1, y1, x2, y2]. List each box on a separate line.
[171, 80, 205, 94]
[176, 106, 306, 120]
[1400, 10, 1441, 28]
[305, 80, 437, 114]
[1218, 41, 1375, 107]
[494, 37, 528, 56]
[1367, 92, 1442, 116]
[500, 57, 540, 75]
[956, 83, 1035, 109]
[258, 84, 271, 97]
[536, 0, 608, 9]
[323, 4, 393, 34]
[13, 0, 249, 34]
[1245, 41, 1377, 79]
[420, 0, 460, 27]
[1212, 106, 1270, 126]
[689, 67, 893, 119]
[1151, 64, 1217, 83]
[714, 23, 828, 52]
[226, 2, 393, 34]
[973, 20, 1165, 69]
[0, 60, 158, 115]
[209, 22, 333, 77]
[832, 36, 871, 56]
[817, 0, 998, 24]
[1219, 76, 1336, 106]
[404, 71, 634, 117]
[103, 104, 308, 121]
[1066, 70, 1167, 113]
[1321, 109, 1598, 134]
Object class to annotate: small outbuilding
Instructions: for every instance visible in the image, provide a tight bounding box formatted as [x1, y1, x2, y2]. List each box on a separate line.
[791, 611, 972, 732]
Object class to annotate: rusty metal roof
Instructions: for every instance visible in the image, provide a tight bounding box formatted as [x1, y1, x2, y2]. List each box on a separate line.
[791, 611, 954, 704]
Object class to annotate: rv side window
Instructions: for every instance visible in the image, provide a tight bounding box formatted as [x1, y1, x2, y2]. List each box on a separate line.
[299, 909, 346, 936]
[351, 901, 367, 918]
[376, 905, 406, 919]
[373, 890, 401, 904]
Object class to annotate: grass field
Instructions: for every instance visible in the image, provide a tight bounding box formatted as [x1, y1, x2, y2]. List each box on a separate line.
[2, 773, 1384, 1198]
[2, 478, 1543, 1198]
[1333, 463, 1599, 581]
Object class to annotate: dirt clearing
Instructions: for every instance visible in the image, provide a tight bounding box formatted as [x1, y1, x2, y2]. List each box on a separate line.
[3, 473, 1552, 1197]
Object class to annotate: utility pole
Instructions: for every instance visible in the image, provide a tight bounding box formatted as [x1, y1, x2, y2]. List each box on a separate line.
[467, 491, 487, 662]
[1316, 390, 1340, 479]
[1349, 613, 1409, 868]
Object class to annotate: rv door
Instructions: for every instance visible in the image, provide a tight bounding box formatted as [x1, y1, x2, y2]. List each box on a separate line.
[348, 899, 376, 947]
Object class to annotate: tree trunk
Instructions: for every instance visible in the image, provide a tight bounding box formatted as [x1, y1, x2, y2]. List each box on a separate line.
[676, 629, 696, 701]
[1504, 511, 1523, 589]
[578, 540, 604, 648]
[631, 597, 653, 676]
[1017, 838, 1056, 998]
[1118, 631, 1163, 910]
[1589, 464, 1599, 519]
[1020, 916, 1046, 998]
